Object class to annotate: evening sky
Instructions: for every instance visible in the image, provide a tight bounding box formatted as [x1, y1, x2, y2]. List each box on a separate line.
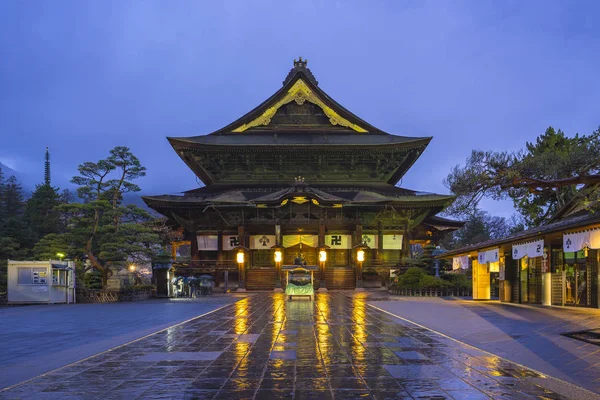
[1, 0, 599, 217]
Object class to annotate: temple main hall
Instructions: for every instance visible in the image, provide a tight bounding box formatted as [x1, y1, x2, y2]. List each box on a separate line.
[143, 58, 462, 293]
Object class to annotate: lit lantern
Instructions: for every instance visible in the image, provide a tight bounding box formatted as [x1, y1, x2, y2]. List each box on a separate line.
[274, 250, 282, 263]
[357, 249, 365, 262]
[319, 250, 327, 262]
[236, 251, 245, 264]
[129, 264, 136, 272]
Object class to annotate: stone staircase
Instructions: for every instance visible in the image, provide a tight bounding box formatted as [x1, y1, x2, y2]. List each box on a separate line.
[325, 268, 356, 290]
[246, 268, 277, 291]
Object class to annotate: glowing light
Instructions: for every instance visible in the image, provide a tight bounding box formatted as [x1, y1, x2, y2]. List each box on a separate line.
[237, 251, 245, 264]
[56, 252, 65, 260]
[129, 264, 136, 272]
[274, 250, 282, 263]
[357, 249, 365, 262]
[319, 250, 327, 262]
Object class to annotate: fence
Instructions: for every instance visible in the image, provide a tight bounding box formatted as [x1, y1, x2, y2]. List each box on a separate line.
[389, 287, 472, 297]
[76, 287, 155, 303]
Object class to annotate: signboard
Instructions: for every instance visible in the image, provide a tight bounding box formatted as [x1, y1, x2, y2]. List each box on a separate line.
[326, 234, 352, 249]
[382, 234, 403, 250]
[223, 235, 240, 251]
[250, 235, 276, 250]
[360, 234, 378, 248]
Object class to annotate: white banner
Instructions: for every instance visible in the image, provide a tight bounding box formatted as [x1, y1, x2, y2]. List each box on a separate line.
[197, 235, 218, 251]
[563, 229, 600, 252]
[359, 234, 378, 248]
[326, 234, 352, 249]
[382, 234, 403, 250]
[563, 231, 590, 252]
[477, 248, 499, 264]
[452, 255, 469, 270]
[223, 235, 240, 251]
[250, 235, 276, 250]
[512, 239, 544, 259]
[282, 235, 318, 248]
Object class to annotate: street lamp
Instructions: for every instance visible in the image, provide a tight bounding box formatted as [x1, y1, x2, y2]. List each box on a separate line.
[56, 252, 65, 261]
[129, 264, 136, 272]
[354, 245, 368, 292]
[236, 249, 246, 292]
[317, 246, 329, 292]
[273, 247, 284, 292]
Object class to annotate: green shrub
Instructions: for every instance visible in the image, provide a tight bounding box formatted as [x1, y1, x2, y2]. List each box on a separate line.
[84, 270, 103, 289]
[441, 273, 472, 290]
[419, 274, 451, 289]
[396, 267, 425, 289]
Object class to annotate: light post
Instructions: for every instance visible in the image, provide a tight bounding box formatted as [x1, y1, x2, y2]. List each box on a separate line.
[273, 246, 283, 292]
[354, 245, 368, 292]
[56, 252, 65, 261]
[318, 247, 328, 292]
[236, 249, 246, 292]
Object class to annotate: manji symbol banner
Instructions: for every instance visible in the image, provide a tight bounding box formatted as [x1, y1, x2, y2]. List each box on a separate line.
[197, 235, 218, 251]
[223, 235, 240, 251]
[326, 235, 352, 249]
[250, 235, 276, 250]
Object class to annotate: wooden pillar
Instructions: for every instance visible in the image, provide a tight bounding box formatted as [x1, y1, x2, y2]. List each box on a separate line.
[402, 220, 411, 259]
[190, 230, 199, 261]
[217, 231, 223, 262]
[377, 222, 383, 260]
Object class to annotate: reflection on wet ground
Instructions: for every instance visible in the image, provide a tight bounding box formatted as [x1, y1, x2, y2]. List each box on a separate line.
[1, 293, 596, 399]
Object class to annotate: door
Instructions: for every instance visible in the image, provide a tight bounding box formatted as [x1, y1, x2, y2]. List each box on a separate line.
[520, 258, 528, 303]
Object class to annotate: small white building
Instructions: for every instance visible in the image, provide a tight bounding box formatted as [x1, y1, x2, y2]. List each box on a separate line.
[7, 260, 76, 304]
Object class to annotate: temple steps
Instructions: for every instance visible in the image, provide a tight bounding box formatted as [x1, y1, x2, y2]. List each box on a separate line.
[246, 269, 277, 291]
[325, 268, 356, 290]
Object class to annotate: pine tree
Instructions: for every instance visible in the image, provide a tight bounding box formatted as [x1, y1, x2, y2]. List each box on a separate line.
[0, 166, 5, 221]
[24, 147, 63, 243]
[3, 176, 24, 217]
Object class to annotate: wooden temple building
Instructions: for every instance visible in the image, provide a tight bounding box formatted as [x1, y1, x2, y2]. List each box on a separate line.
[143, 58, 462, 292]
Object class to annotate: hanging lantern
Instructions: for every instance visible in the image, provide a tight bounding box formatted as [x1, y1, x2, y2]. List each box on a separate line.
[274, 250, 282, 263]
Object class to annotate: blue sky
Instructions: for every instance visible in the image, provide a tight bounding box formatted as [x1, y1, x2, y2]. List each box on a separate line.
[1, 0, 599, 218]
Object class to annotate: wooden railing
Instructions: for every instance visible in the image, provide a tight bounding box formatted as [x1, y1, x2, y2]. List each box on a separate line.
[173, 260, 238, 272]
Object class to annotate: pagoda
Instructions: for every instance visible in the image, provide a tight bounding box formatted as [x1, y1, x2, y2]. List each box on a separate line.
[144, 58, 462, 292]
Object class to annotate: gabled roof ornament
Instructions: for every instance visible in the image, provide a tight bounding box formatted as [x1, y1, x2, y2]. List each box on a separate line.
[283, 57, 318, 86]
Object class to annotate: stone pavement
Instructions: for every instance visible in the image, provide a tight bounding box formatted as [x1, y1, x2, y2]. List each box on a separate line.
[370, 295, 600, 394]
[0, 293, 596, 399]
[0, 295, 241, 389]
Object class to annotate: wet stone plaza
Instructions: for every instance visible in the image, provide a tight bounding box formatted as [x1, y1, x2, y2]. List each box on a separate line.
[1, 293, 597, 400]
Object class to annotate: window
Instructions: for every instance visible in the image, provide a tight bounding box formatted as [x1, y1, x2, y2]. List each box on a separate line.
[17, 267, 47, 285]
[18, 267, 32, 284]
